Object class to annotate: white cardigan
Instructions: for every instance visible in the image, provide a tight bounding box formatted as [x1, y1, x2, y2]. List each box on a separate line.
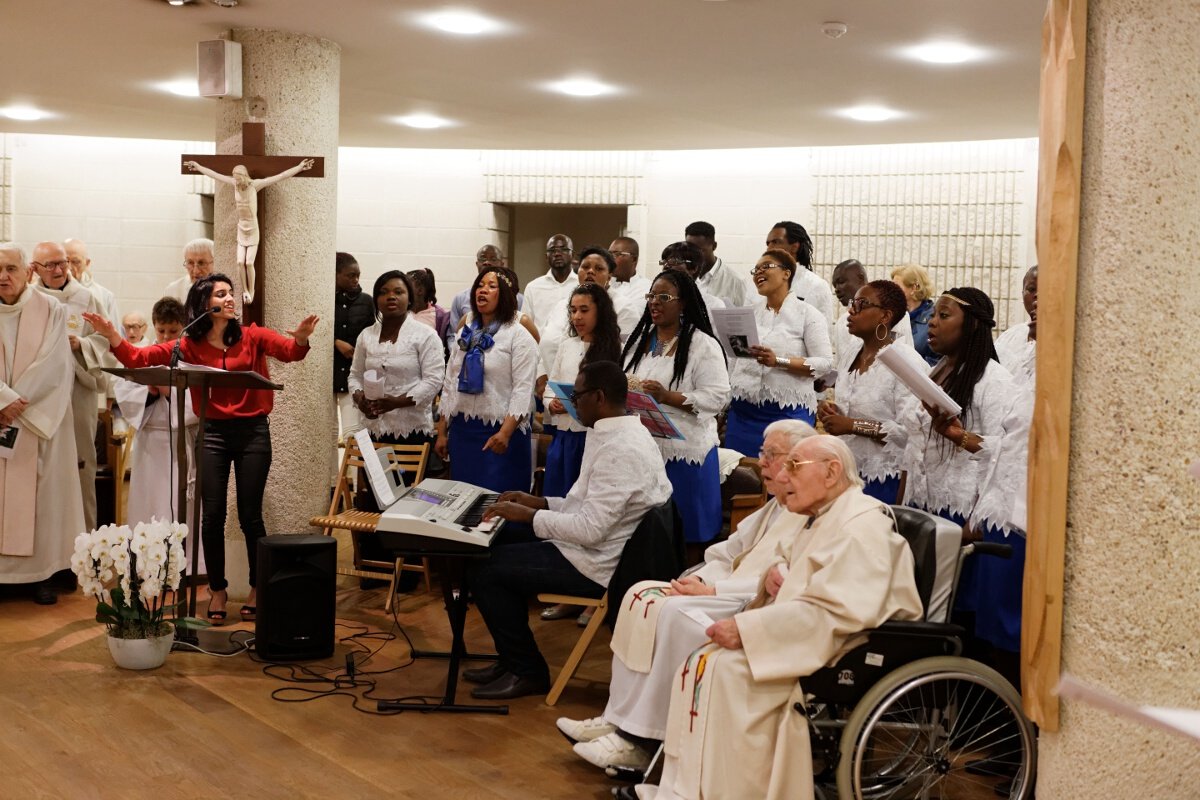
[347, 319, 445, 438]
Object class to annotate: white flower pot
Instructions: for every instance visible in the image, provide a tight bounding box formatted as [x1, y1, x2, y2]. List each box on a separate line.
[106, 628, 174, 670]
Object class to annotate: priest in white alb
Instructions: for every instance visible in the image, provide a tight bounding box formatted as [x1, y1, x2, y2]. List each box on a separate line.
[558, 419, 816, 772]
[31, 241, 117, 532]
[0, 243, 85, 605]
[638, 435, 923, 800]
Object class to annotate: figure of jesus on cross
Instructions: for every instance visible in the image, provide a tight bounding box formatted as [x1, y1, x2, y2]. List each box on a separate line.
[184, 157, 314, 305]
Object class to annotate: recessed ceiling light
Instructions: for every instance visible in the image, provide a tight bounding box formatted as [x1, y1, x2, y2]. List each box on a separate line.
[417, 9, 506, 36]
[0, 105, 51, 121]
[545, 77, 619, 98]
[154, 79, 201, 97]
[393, 113, 455, 129]
[902, 41, 987, 65]
[840, 105, 902, 122]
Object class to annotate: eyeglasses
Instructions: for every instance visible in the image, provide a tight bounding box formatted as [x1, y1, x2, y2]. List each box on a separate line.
[758, 448, 786, 463]
[848, 298, 884, 313]
[546, 246, 573, 255]
[568, 387, 600, 404]
[644, 292, 681, 304]
[659, 258, 692, 269]
[183, 259, 213, 268]
[610, 250, 633, 258]
[782, 458, 831, 474]
[31, 260, 69, 271]
[750, 263, 785, 276]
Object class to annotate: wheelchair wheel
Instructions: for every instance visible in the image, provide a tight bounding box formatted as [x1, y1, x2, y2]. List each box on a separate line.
[835, 656, 1036, 800]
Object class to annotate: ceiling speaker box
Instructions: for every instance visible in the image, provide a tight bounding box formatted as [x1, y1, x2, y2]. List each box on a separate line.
[197, 39, 242, 99]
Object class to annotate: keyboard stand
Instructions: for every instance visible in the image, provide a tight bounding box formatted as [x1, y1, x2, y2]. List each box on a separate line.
[377, 551, 509, 715]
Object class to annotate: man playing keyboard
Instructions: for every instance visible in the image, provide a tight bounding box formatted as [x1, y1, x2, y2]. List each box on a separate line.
[466, 360, 673, 700]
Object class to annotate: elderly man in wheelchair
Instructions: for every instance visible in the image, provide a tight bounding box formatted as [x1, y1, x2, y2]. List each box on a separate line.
[629, 434, 1037, 800]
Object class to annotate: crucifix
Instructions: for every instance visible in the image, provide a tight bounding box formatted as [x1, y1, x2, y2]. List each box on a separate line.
[180, 122, 324, 327]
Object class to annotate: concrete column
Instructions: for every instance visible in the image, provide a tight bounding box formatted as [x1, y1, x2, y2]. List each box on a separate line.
[1037, 0, 1200, 794]
[212, 29, 339, 594]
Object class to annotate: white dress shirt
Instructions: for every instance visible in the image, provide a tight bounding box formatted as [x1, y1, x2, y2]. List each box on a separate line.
[697, 257, 753, 308]
[534, 415, 673, 585]
[792, 268, 836, 327]
[524, 269, 577, 329]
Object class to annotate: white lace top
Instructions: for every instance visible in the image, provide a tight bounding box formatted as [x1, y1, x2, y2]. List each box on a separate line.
[347, 319, 445, 438]
[627, 331, 731, 465]
[834, 338, 918, 482]
[440, 318, 539, 429]
[728, 295, 832, 412]
[995, 322, 1036, 388]
[971, 384, 1033, 535]
[899, 359, 1020, 521]
[541, 336, 589, 433]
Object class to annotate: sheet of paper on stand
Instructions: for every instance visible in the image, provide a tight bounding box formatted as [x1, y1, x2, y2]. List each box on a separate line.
[709, 306, 761, 359]
[877, 343, 962, 417]
[363, 369, 385, 400]
[1057, 673, 1200, 745]
[353, 428, 402, 508]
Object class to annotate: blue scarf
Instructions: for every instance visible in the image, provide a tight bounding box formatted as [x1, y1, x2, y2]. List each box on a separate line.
[456, 319, 500, 394]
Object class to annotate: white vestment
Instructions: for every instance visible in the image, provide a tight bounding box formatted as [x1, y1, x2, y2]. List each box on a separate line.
[113, 379, 200, 567]
[605, 501, 806, 739]
[648, 488, 923, 800]
[0, 287, 85, 583]
[36, 279, 117, 532]
[163, 275, 193, 304]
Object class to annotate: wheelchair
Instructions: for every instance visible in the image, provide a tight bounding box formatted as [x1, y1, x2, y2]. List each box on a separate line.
[803, 506, 1037, 799]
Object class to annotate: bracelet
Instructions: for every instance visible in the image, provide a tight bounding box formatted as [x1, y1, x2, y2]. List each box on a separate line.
[774, 357, 792, 369]
[851, 419, 883, 438]
[957, 430, 974, 450]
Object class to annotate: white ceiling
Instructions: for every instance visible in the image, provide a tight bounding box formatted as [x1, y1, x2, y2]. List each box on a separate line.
[5, 0, 1044, 150]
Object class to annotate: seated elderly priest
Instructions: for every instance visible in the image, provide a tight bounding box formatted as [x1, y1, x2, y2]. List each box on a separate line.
[636, 435, 923, 800]
[467, 360, 673, 701]
[558, 418, 816, 772]
[0, 243, 85, 605]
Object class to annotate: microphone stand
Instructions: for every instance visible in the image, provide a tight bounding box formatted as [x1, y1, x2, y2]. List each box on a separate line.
[167, 305, 218, 630]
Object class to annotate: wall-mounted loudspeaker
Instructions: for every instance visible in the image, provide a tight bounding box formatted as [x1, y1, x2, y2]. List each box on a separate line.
[197, 39, 243, 99]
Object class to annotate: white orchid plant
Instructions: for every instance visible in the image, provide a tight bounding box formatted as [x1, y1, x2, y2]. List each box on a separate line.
[71, 519, 209, 639]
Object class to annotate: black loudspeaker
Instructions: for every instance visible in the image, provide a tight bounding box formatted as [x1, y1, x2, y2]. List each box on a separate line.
[256, 534, 336, 661]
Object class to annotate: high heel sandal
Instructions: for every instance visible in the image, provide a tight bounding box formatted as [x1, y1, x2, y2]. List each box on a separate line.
[207, 590, 228, 625]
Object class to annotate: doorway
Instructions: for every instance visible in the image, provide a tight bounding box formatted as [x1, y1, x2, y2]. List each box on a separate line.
[507, 204, 629, 289]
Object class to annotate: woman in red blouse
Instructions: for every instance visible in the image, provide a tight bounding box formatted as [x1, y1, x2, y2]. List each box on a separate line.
[85, 274, 318, 623]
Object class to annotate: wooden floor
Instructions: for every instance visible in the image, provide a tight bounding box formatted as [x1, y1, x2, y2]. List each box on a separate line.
[0, 574, 622, 800]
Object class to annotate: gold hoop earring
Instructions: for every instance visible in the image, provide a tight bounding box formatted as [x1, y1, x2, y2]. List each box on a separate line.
[875, 323, 889, 341]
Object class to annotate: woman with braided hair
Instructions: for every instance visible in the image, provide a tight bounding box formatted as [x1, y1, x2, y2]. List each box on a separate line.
[623, 271, 730, 544]
[817, 279, 920, 503]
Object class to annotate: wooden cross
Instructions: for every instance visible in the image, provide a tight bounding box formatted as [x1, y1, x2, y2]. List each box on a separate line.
[180, 122, 324, 327]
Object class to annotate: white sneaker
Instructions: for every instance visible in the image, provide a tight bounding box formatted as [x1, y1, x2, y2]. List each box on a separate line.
[556, 715, 617, 743]
[574, 732, 654, 771]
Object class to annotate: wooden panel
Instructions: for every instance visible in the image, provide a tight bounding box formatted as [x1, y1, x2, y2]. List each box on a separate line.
[1022, 0, 1088, 732]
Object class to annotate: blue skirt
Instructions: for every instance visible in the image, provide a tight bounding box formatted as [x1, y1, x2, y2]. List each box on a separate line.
[448, 415, 532, 494]
[543, 428, 587, 498]
[665, 447, 722, 544]
[863, 474, 901, 505]
[724, 398, 814, 458]
[971, 524, 1026, 653]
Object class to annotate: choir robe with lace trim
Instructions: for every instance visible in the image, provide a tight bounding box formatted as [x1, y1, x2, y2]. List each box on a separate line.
[0, 287, 84, 583]
[646, 488, 922, 800]
[604, 500, 807, 740]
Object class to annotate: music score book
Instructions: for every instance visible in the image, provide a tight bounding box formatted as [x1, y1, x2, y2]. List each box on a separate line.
[548, 381, 685, 440]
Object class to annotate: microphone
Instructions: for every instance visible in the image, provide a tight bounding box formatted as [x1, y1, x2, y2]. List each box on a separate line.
[170, 305, 222, 367]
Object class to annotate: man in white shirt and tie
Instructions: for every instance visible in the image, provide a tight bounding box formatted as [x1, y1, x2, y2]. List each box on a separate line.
[467, 360, 673, 700]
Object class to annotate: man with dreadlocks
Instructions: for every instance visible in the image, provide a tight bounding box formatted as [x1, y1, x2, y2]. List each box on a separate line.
[622, 271, 730, 546]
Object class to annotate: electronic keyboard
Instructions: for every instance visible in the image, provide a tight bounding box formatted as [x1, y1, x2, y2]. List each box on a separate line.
[375, 478, 505, 554]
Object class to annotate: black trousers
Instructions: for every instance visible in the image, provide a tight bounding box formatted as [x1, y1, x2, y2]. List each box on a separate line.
[201, 416, 272, 591]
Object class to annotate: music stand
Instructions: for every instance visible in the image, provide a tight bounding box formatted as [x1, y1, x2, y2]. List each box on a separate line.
[105, 364, 281, 638]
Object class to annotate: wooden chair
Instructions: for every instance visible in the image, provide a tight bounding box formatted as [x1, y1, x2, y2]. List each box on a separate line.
[309, 437, 431, 610]
[727, 457, 767, 533]
[536, 500, 683, 706]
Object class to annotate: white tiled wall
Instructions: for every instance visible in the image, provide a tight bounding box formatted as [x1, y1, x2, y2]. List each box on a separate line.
[8, 134, 1038, 330]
